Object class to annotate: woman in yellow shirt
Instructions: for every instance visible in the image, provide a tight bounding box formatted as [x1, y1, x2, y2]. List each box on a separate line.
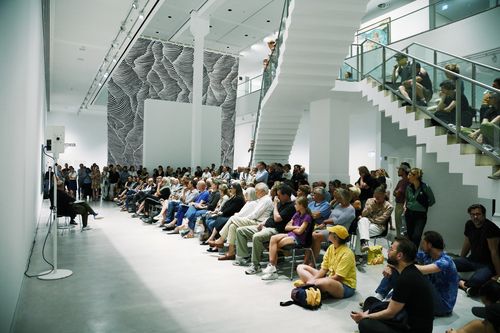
[296, 225, 356, 298]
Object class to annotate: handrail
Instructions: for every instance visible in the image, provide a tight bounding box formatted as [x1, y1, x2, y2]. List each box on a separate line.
[364, 38, 500, 93]
[248, 0, 291, 167]
[360, 38, 500, 164]
[407, 42, 500, 73]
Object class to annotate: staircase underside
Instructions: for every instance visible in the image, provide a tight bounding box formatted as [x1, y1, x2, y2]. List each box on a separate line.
[252, 0, 367, 165]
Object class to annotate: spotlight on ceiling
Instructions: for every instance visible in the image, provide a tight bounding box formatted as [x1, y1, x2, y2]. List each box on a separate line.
[132, 0, 138, 9]
[377, 2, 390, 9]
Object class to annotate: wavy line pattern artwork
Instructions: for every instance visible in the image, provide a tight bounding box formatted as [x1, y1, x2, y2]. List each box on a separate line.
[107, 38, 239, 166]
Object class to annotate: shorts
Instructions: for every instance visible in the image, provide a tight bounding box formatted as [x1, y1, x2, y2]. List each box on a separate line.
[342, 283, 355, 299]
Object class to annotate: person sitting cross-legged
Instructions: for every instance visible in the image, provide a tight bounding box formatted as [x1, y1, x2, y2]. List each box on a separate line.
[296, 225, 356, 299]
[351, 237, 434, 333]
[260, 196, 312, 280]
[373, 231, 458, 317]
[453, 204, 500, 297]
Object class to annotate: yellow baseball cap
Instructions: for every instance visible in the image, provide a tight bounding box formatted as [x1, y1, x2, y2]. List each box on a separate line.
[327, 225, 349, 240]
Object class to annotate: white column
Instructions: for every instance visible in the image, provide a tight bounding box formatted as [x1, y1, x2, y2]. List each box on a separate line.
[309, 96, 350, 183]
[189, 11, 209, 171]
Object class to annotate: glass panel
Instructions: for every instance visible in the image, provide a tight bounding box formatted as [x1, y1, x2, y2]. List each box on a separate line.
[434, 0, 492, 29]
[362, 45, 383, 78]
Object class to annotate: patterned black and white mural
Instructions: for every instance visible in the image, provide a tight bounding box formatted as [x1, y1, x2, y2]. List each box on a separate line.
[107, 38, 239, 166]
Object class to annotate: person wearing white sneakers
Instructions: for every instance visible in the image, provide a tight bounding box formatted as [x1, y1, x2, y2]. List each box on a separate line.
[261, 196, 312, 280]
[296, 225, 356, 299]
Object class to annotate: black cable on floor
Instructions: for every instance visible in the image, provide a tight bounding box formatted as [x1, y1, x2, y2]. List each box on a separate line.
[23, 212, 54, 278]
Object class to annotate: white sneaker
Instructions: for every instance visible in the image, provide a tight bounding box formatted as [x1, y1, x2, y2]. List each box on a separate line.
[262, 263, 276, 274]
[245, 264, 261, 275]
[153, 215, 162, 221]
[82, 226, 92, 231]
[261, 272, 278, 280]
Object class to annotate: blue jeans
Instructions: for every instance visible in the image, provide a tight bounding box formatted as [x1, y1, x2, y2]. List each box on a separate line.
[375, 268, 451, 316]
[185, 207, 207, 230]
[174, 204, 189, 225]
[166, 201, 180, 223]
[453, 256, 494, 288]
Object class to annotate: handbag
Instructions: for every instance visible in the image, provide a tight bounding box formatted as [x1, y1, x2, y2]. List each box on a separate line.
[367, 245, 384, 265]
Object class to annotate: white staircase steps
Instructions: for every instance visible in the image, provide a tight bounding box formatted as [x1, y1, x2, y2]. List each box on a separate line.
[360, 77, 500, 200]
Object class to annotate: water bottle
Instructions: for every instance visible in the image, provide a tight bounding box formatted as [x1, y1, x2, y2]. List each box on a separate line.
[400, 214, 407, 236]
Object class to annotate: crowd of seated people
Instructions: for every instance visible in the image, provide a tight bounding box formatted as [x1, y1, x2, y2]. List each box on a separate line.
[99, 160, 499, 333]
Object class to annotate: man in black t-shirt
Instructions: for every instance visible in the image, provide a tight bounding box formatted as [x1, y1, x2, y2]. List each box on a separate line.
[453, 204, 500, 296]
[234, 185, 296, 275]
[351, 237, 434, 333]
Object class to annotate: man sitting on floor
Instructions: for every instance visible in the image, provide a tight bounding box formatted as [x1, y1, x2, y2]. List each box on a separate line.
[454, 204, 500, 297]
[351, 237, 434, 333]
[373, 231, 458, 317]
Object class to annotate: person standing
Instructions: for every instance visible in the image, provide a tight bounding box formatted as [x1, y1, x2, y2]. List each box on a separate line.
[393, 163, 410, 236]
[91, 165, 101, 201]
[404, 168, 435, 248]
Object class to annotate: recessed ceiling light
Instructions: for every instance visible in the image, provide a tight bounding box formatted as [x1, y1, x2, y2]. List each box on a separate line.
[266, 20, 270, 22]
[226, 46, 229, 49]
[112, 58, 117, 63]
[156, 31, 159, 34]
[168, 15, 172, 18]
[441, 4, 448, 10]
[209, 25, 213, 28]
[377, 2, 390, 9]
[139, 12, 144, 20]
[227, 8, 232, 11]
[98, 83, 102, 87]
[244, 34, 248, 37]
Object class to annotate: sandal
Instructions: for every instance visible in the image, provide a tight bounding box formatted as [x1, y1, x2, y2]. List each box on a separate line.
[183, 232, 194, 239]
[218, 254, 235, 261]
[208, 240, 224, 248]
[207, 247, 219, 252]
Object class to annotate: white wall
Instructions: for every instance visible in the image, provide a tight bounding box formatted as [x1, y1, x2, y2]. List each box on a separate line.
[47, 111, 108, 168]
[391, 6, 500, 58]
[348, 96, 381, 184]
[289, 109, 310, 170]
[0, 0, 46, 331]
[417, 146, 493, 253]
[143, 99, 221, 170]
[380, 112, 417, 183]
[233, 90, 260, 168]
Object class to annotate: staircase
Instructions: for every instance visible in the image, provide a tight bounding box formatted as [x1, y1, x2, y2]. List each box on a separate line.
[252, 0, 368, 165]
[360, 77, 500, 200]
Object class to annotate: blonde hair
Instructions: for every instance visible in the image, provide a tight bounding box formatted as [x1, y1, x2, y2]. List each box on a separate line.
[410, 168, 424, 180]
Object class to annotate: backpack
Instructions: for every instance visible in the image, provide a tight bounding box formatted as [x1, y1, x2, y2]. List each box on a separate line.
[280, 284, 322, 310]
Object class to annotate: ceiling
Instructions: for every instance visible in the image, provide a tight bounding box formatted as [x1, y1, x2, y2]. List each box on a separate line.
[50, 0, 418, 113]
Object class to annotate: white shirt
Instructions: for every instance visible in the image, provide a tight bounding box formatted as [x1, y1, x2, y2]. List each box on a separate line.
[245, 195, 273, 222]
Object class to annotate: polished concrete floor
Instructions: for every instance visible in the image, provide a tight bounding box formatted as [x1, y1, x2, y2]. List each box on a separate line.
[12, 201, 480, 333]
